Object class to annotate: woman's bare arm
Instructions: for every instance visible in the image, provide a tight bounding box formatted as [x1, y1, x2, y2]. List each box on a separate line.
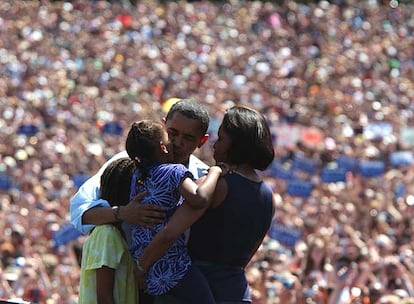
[137, 177, 227, 274]
[179, 166, 223, 209]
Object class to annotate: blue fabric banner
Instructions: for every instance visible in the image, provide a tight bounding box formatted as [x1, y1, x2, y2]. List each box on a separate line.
[0, 174, 12, 191]
[286, 179, 313, 197]
[337, 155, 359, 173]
[291, 156, 317, 175]
[17, 124, 38, 136]
[53, 223, 83, 248]
[267, 161, 292, 180]
[363, 122, 393, 140]
[359, 160, 385, 177]
[268, 222, 302, 248]
[103, 122, 123, 135]
[321, 167, 347, 183]
[389, 151, 414, 167]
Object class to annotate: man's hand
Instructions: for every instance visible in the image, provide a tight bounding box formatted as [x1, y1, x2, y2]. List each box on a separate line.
[120, 192, 165, 228]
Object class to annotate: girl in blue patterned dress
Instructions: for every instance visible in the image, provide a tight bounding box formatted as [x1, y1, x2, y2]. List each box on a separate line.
[124, 120, 225, 303]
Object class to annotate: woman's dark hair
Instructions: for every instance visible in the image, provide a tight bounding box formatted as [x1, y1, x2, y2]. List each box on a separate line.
[221, 106, 274, 170]
[100, 157, 135, 207]
[166, 98, 210, 135]
[125, 120, 165, 183]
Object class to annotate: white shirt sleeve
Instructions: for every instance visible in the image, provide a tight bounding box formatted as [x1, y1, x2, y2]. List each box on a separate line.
[187, 154, 209, 179]
[69, 151, 129, 234]
[70, 152, 208, 235]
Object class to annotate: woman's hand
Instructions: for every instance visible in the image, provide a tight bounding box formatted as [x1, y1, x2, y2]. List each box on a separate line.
[216, 162, 233, 176]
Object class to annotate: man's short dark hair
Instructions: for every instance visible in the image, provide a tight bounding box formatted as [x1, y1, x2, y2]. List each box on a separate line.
[166, 98, 210, 135]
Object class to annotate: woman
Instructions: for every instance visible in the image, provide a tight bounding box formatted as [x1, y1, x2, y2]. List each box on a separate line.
[136, 105, 276, 303]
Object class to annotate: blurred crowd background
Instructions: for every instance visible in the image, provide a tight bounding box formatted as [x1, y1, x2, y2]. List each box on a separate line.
[0, 0, 413, 303]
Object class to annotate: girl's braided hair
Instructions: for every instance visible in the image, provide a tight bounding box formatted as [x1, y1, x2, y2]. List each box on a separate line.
[125, 120, 165, 184]
[100, 157, 135, 207]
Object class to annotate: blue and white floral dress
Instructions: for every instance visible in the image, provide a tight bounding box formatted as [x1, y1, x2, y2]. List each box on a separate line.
[127, 163, 193, 295]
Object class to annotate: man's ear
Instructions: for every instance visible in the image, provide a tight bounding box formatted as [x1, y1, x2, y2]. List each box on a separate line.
[198, 134, 209, 148]
[160, 142, 168, 154]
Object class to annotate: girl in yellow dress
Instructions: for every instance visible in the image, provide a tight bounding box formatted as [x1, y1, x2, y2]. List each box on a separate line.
[78, 158, 138, 304]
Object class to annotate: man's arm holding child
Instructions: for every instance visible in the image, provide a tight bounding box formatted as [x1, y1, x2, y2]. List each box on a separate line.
[70, 152, 164, 234]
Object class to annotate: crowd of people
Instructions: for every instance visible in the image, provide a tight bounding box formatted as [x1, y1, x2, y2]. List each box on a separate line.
[0, 0, 413, 303]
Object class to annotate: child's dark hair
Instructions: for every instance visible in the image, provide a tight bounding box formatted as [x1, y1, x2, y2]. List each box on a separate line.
[125, 120, 165, 183]
[100, 157, 135, 207]
[221, 106, 275, 171]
